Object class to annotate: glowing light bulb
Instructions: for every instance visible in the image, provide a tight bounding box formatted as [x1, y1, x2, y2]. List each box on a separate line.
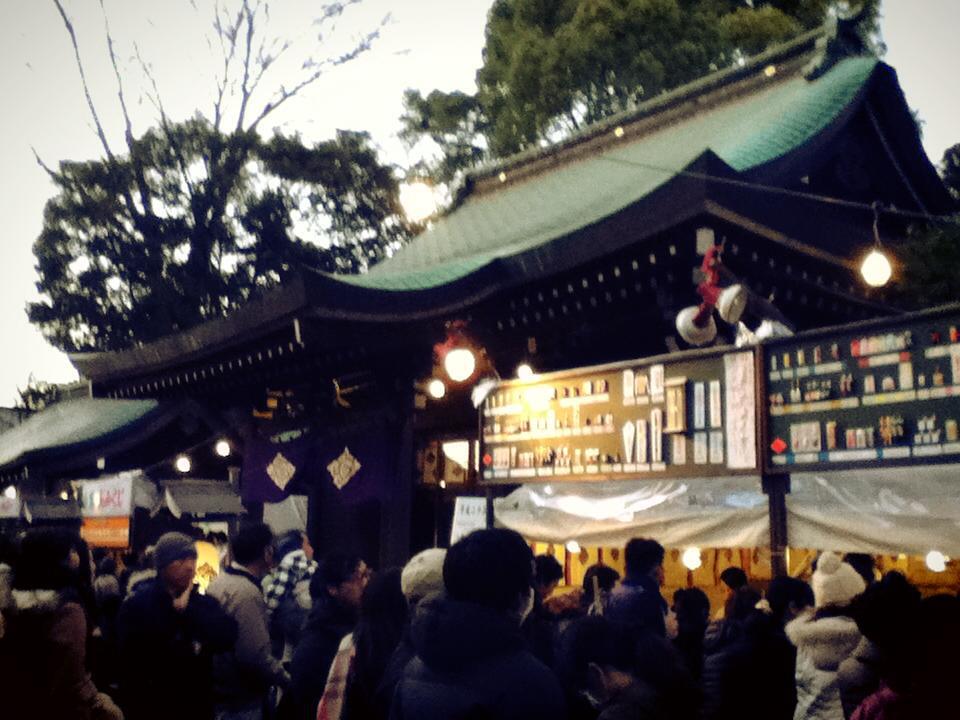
[543, 485, 554, 496]
[444, 348, 476, 382]
[428, 379, 446, 399]
[215, 439, 231, 458]
[516, 363, 534, 380]
[682, 547, 702, 570]
[861, 249, 892, 287]
[399, 182, 438, 223]
[175, 455, 192, 473]
[566, 540, 581, 554]
[926, 550, 947, 573]
[3, 486, 16, 500]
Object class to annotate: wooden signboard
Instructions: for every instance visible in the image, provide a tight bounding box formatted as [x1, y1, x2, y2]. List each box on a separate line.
[763, 305, 960, 472]
[480, 347, 759, 484]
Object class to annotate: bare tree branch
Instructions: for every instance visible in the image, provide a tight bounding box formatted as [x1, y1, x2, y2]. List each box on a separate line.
[52, 0, 115, 160]
[235, 0, 258, 131]
[98, 0, 135, 149]
[246, 22, 384, 131]
[134, 43, 197, 200]
[32, 147, 59, 178]
[212, 1, 244, 131]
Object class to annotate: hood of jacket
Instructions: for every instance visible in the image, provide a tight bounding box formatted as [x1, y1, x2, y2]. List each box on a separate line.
[12, 588, 65, 614]
[786, 611, 861, 671]
[410, 594, 525, 672]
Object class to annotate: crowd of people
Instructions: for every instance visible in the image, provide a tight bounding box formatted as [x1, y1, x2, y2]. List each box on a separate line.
[0, 525, 958, 719]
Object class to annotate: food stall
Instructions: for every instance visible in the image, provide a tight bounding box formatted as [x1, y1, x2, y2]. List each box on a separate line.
[482, 305, 960, 601]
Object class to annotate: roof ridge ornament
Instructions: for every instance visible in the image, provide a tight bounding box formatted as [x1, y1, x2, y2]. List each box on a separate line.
[804, 3, 873, 80]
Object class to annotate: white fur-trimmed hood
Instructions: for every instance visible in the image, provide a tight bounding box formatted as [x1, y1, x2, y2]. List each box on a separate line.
[12, 589, 64, 613]
[786, 611, 861, 671]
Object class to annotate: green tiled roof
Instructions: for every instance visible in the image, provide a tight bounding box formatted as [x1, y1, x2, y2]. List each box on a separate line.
[342, 55, 878, 292]
[0, 398, 159, 469]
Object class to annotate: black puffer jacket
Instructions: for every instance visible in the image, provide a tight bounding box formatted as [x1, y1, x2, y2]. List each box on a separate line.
[390, 595, 565, 720]
[281, 595, 356, 720]
[701, 613, 797, 720]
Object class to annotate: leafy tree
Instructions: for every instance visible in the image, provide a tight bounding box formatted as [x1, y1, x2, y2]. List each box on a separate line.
[29, 0, 409, 353]
[401, 0, 880, 183]
[897, 143, 960, 306]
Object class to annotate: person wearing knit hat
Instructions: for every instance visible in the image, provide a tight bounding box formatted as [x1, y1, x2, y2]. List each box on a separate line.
[786, 552, 865, 720]
[116, 532, 237, 720]
[153, 531, 198, 571]
[812, 552, 867, 610]
[400, 548, 446, 606]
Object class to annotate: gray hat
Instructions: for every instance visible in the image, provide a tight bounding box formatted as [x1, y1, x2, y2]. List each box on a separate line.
[401, 548, 446, 604]
[154, 532, 198, 571]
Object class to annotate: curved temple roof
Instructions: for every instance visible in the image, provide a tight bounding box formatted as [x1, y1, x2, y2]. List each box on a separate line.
[71, 26, 950, 385]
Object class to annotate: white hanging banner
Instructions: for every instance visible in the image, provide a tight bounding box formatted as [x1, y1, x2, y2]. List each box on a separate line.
[450, 496, 488, 545]
[724, 351, 757, 470]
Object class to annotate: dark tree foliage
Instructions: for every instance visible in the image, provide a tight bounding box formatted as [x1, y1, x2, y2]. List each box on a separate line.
[30, 123, 407, 352]
[400, 0, 881, 184]
[897, 144, 960, 307]
[30, 0, 408, 353]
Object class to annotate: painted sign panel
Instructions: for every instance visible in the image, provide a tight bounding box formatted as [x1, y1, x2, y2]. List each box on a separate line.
[80, 476, 133, 517]
[480, 347, 759, 484]
[764, 306, 960, 472]
[81, 516, 130, 548]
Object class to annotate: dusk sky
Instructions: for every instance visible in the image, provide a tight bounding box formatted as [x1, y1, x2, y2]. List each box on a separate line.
[0, 0, 957, 405]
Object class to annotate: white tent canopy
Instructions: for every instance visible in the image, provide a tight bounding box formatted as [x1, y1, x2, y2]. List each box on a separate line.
[494, 476, 769, 549]
[787, 464, 960, 556]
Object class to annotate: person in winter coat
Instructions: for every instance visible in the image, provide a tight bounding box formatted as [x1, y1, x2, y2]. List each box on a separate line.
[281, 553, 368, 720]
[374, 548, 446, 716]
[390, 528, 565, 720]
[2, 528, 123, 720]
[837, 571, 920, 718]
[207, 522, 289, 719]
[702, 586, 800, 720]
[671, 587, 709, 680]
[523, 553, 565, 668]
[786, 552, 865, 720]
[605, 538, 668, 637]
[317, 568, 408, 720]
[263, 529, 316, 660]
[117, 532, 238, 720]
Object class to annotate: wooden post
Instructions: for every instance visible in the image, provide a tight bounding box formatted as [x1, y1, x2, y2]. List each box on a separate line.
[762, 473, 789, 576]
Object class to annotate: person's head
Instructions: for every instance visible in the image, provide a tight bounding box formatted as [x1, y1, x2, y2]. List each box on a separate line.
[766, 576, 814, 625]
[352, 567, 408, 690]
[275, 529, 311, 562]
[400, 548, 446, 606]
[851, 571, 920, 659]
[719, 567, 748, 600]
[843, 553, 876, 587]
[624, 538, 665, 584]
[812, 551, 866, 609]
[311, 552, 369, 611]
[230, 522, 275, 577]
[725, 585, 762, 623]
[444, 528, 534, 618]
[534, 554, 564, 600]
[582, 564, 620, 608]
[560, 616, 638, 705]
[96, 556, 117, 578]
[673, 587, 710, 631]
[12, 528, 80, 591]
[153, 532, 198, 597]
